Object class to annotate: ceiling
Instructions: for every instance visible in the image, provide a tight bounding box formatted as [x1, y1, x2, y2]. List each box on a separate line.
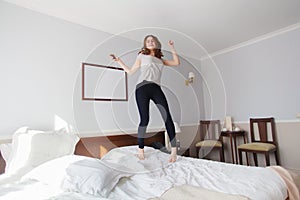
[3, 0, 300, 58]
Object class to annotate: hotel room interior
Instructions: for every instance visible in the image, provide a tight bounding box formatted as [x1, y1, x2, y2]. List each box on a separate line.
[0, 0, 300, 199]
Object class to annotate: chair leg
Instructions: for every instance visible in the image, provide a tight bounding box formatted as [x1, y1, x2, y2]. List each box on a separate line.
[274, 151, 280, 165]
[253, 153, 258, 166]
[265, 152, 270, 166]
[219, 148, 224, 162]
[222, 148, 225, 162]
[246, 152, 249, 166]
[238, 149, 243, 165]
[196, 147, 200, 158]
[197, 147, 207, 159]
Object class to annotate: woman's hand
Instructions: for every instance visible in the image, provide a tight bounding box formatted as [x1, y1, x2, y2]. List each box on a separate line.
[109, 54, 141, 75]
[168, 40, 176, 53]
[163, 40, 180, 66]
[110, 54, 119, 62]
[168, 40, 174, 47]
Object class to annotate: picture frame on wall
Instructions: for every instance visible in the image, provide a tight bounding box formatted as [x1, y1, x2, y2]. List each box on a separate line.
[82, 62, 128, 101]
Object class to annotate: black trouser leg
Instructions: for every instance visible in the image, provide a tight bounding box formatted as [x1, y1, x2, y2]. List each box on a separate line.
[135, 81, 176, 149]
[136, 83, 150, 149]
[151, 85, 176, 147]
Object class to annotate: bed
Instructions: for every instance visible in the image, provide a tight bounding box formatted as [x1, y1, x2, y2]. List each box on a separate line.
[0, 128, 299, 200]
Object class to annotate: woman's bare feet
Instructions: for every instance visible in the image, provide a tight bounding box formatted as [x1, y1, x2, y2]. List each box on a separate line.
[137, 148, 145, 160]
[169, 147, 177, 162]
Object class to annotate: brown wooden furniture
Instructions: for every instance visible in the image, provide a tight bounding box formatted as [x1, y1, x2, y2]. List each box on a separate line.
[238, 117, 280, 166]
[221, 130, 247, 164]
[0, 151, 5, 174]
[0, 131, 165, 174]
[76, 131, 165, 158]
[177, 147, 190, 157]
[195, 120, 224, 162]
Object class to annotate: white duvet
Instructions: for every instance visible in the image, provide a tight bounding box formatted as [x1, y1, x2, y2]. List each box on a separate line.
[103, 146, 287, 200]
[0, 146, 287, 200]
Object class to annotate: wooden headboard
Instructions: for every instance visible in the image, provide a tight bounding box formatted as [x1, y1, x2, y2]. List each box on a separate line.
[0, 131, 165, 174]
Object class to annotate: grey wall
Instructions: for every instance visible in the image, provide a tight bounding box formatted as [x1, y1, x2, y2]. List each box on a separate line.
[0, 1, 205, 137]
[0, 1, 108, 135]
[201, 27, 300, 121]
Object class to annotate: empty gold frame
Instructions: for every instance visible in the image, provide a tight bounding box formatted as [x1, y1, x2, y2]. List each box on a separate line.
[82, 62, 128, 101]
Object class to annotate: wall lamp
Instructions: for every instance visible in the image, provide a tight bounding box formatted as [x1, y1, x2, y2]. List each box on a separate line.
[185, 72, 195, 86]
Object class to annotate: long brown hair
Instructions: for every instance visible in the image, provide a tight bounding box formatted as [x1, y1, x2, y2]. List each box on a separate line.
[138, 35, 164, 59]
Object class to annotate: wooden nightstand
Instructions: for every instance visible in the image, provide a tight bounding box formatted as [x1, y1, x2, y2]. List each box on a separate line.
[221, 130, 247, 164]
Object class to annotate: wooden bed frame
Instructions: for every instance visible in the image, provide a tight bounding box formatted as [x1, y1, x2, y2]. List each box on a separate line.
[0, 131, 165, 174]
[75, 131, 165, 158]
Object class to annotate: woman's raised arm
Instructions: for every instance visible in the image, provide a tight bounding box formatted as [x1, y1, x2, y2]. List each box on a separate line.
[163, 40, 180, 66]
[110, 54, 141, 75]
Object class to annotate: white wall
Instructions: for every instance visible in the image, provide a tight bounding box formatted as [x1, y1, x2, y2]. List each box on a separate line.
[0, 1, 109, 135]
[202, 27, 300, 121]
[0, 1, 204, 137]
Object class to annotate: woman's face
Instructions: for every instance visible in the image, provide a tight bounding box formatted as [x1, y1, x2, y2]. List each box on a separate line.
[145, 36, 157, 50]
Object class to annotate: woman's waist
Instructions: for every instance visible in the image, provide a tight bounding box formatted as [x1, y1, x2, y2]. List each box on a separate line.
[136, 80, 160, 89]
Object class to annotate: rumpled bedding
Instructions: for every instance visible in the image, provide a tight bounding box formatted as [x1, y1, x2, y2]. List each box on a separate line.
[102, 146, 288, 200]
[0, 146, 289, 200]
[149, 184, 249, 200]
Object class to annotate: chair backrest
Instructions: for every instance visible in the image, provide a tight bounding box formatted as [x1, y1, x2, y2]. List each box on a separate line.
[199, 120, 221, 141]
[249, 117, 277, 145]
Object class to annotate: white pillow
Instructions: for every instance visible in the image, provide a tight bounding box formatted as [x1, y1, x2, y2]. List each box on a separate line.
[6, 130, 79, 174]
[2, 126, 44, 173]
[0, 127, 38, 162]
[0, 143, 12, 164]
[22, 155, 132, 197]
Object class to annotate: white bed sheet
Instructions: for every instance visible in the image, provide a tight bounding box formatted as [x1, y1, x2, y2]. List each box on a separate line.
[0, 179, 107, 200]
[102, 146, 288, 200]
[0, 153, 168, 200]
[0, 146, 288, 200]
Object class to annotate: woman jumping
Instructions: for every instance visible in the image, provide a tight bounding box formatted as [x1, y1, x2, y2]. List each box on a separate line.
[111, 35, 180, 162]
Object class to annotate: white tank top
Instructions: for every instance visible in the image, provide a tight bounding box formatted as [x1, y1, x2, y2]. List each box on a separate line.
[136, 54, 164, 85]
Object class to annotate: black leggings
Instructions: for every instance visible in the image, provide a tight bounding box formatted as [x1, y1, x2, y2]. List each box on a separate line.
[135, 81, 176, 149]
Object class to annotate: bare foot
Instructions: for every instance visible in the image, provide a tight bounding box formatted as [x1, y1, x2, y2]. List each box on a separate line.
[169, 147, 177, 162]
[137, 148, 145, 160]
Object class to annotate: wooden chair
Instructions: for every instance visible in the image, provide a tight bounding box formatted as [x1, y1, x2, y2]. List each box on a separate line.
[238, 117, 280, 166]
[195, 120, 224, 162]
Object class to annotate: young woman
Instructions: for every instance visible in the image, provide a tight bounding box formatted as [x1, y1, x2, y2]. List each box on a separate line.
[111, 35, 180, 162]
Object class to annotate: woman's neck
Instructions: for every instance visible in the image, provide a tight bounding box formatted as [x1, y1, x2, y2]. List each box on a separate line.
[149, 50, 155, 56]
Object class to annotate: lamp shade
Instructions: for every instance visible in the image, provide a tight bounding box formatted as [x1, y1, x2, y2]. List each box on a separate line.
[188, 72, 195, 79]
